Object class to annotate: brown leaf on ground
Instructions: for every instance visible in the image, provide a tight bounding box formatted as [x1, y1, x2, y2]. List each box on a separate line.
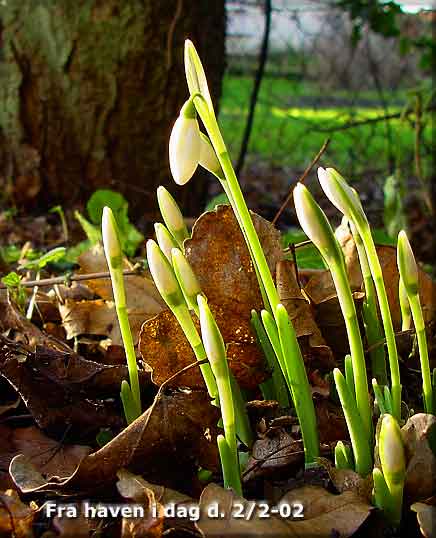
[117, 470, 199, 537]
[0, 489, 36, 538]
[411, 498, 436, 538]
[116, 470, 164, 538]
[276, 260, 335, 371]
[318, 457, 373, 501]
[140, 206, 284, 390]
[243, 429, 303, 482]
[55, 245, 165, 346]
[0, 300, 71, 352]
[197, 483, 371, 537]
[402, 413, 436, 501]
[53, 510, 91, 538]
[0, 336, 131, 430]
[9, 426, 91, 479]
[10, 390, 220, 495]
[314, 398, 348, 444]
[78, 245, 164, 312]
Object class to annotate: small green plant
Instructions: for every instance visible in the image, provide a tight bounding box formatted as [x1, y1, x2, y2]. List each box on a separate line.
[1, 272, 27, 313]
[76, 189, 144, 258]
[318, 167, 402, 421]
[294, 183, 372, 457]
[165, 40, 320, 468]
[19, 247, 66, 320]
[198, 295, 242, 495]
[397, 230, 433, 414]
[102, 207, 141, 423]
[373, 414, 406, 526]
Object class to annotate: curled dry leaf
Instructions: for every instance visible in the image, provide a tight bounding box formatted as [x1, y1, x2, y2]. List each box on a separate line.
[141, 205, 284, 390]
[11, 390, 220, 495]
[116, 470, 164, 538]
[318, 457, 373, 502]
[57, 245, 165, 346]
[243, 429, 304, 482]
[402, 413, 436, 502]
[197, 482, 371, 538]
[0, 299, 71, 352]
[411, 498, 436, 538]
[276, 260, 335, 371]
[0, 336, 132, 431]
[0, 489, 36, 538]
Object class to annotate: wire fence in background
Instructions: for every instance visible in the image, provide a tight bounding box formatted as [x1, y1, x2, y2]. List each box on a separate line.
[220, 0, 434, 230]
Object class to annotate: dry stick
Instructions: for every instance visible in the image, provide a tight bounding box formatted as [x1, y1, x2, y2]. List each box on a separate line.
[0, 269, 140, 290]
[272, 138, 330, 226]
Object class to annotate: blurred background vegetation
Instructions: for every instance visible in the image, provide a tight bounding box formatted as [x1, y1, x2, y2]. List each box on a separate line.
[219, 1, 434, 262]
[0, 0, 434, 266]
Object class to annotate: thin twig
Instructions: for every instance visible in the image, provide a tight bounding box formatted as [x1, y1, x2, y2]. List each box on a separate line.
[235, 0, 272, 177]
[272, 138, 330, 225]
[316, 103, 436, 133]
[0, 269, 141, 290]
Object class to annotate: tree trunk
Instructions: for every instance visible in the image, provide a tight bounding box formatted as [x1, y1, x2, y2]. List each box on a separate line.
[0, 0, 225, 218]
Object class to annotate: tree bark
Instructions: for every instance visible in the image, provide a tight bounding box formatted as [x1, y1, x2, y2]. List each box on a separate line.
[0, 0, 225, 218]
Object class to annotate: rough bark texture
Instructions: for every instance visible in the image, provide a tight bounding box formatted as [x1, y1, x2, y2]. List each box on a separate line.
[0, 1, 225, 217]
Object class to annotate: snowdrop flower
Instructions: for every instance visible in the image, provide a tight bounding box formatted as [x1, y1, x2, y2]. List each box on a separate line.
[156, 186, 189, 246]
[154, 223, 178, 262]
[102, 206, 122, 262]
[169, 99, 201, 185]
[146, 239, 184, 308]
[199, 133, 222, 176]
[293, 183, 341, 262]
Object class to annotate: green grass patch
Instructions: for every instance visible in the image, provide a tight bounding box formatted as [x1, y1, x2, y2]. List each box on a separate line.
[218, 75, 431, 176]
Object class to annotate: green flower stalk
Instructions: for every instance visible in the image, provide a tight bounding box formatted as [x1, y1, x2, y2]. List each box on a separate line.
[294, 183, 372, 444]
[397, 231, 433, 413]
[171, 247, 202, 315]
[372, 378, 388, 415]
[349, 220, 387, 385]
[399, 277, 412, 331]
[318, 167, 401, 421]
[146, 239, 217, 400]
[182, 40, 280, 315]
[198, 295, 242, 495]
[157, 186, 189, 246]
[374, 414, 406, 526]
[275, 304, 319, 465]
[335, 441, 354, 470]
[154, 223, 178, 262]
[102, 207, 141, 422]
[344, 354, 355, 400]
[334, 369, 372, 476]
[251, 310, 290, 408]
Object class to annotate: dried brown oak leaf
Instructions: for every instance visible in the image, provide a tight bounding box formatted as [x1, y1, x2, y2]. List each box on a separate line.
[0, 336, 131, 431]
[276, 260, 334, 371]
[411, 499, 436, 538]
[117, 470, 165, 538]
[10, 389, 220, 495]
[140, 205, 283, 391]
[58, 245, 165, 346]
[197, 482, 371, 537]
[0, 489, 36, 538]
[7, 425, 91, 479]
[402, 413, 436, 502]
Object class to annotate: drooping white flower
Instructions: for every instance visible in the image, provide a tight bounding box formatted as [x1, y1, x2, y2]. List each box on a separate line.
[199, 132, 221, 176]
[169, 99, 201, 185]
